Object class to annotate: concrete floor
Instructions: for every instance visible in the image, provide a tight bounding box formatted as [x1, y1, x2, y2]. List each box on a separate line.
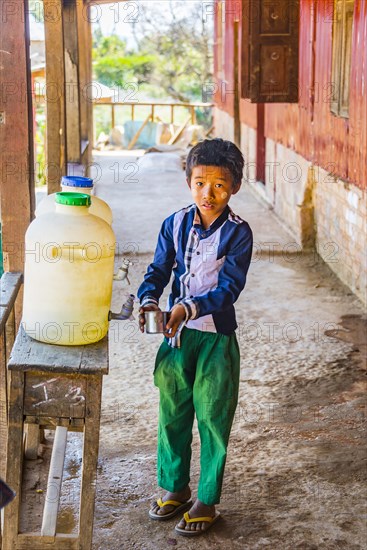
[34, 151, 367, 549]
[89, 151, 367, 549]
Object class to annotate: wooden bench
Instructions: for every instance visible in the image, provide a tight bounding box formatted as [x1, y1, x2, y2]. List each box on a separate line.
[1, 274, 108, 550]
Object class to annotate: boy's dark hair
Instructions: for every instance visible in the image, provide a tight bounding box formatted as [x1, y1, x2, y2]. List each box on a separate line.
[186, 138, 244, 186]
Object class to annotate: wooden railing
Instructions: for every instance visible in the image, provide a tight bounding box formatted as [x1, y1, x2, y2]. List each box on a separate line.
[0, 273, 23, 481]
[92, 101, 214, 148]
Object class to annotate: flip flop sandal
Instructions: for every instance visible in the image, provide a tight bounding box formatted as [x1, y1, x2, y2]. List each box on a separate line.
[148, 498, 193, 520]
[175, 510, 221, 536]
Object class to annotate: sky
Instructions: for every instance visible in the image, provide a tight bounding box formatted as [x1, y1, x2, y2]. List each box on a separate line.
[29, 1, 213, 47]
[93, 1, 212, 48]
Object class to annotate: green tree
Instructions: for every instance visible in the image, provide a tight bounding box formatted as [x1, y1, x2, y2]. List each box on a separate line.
[92, 28, 155, 88]
[133, 1, 213, 102]
[29, 0, 44, 22]
[92, 1, 213, 102]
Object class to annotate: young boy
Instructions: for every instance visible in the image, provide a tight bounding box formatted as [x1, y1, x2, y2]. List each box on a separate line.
[137, 138, 253, 536]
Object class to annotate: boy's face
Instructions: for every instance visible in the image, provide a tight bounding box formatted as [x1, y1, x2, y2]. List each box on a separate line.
[187, 165, 240, 226]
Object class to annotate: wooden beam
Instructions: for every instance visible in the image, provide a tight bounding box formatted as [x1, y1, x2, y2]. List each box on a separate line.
[16, 533, 79, 549]
[168, 115, 192, 145]
[93, 101, 214, 108]
[256, 104, 266, 183]
[64, 0, 81, 163]
[0, 273, 23, 332]
[86, 0, 131, 4]
[5, 307, 16, 366]
[127, 114, 152, 150]
[44, 0, 67, 193]
[205, 125, 215, 137]
[41, 426, 68, 536]
[233, 20, 241, 147]
[0, 0, 34, 273]
[76, 0, 89, 142]
[86, 9, 93, 171]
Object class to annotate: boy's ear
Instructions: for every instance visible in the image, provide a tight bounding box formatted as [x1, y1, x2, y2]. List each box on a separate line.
[232, 181, 241, 195]
[186, 177, 191, 189]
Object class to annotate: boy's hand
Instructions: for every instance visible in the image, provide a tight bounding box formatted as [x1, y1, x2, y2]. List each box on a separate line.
[139, 304, 160, 333]
[164, 304, 186, 338]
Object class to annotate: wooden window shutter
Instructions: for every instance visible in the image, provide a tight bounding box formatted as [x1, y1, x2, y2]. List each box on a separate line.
[331, 0, 354, 117]
[241, 0, 300, 102]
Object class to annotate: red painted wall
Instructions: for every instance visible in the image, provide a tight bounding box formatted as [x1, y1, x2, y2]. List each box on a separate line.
[214, 0, 367, 189]
[214, 0, 258, 126]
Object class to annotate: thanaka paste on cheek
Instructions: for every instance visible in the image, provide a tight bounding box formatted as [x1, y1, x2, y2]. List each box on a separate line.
[221, 192, 228, 199]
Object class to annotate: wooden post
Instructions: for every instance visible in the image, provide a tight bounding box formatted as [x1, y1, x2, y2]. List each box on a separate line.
[256, 104, 266, 183]
[131, 104, 135, 121]
[151, 104, 155, 121]
[0, 0, 34, 284]
[24, 424, 40, 460]
[2, 371, 24, 550]
[63, 0, 81, 164]
[171, 105, 174, 124]
[44, 0, 67, 193]
[79, 376, 102, 550]
[86, 12, 93, 169]
[233, 20, 241, 148]
[190, 106, 195, 125]
[111, 104, 115, 129]
[76, 0, 89, 145]
[0, 272, 22, 493]
[93, 113, 97, 150]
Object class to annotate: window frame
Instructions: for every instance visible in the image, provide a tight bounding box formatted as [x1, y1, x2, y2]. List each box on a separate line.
[330, 0, 355, 118]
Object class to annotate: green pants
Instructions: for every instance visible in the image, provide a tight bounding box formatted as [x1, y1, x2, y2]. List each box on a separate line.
[153, 327, 240, 505]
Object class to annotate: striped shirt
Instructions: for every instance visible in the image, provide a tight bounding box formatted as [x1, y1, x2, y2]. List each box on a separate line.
[138, 204, 253, 343]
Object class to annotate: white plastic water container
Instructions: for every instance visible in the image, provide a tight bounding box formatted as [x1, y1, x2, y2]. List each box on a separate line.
[36, 176, 113, 225]
[22, 192, 116, 345]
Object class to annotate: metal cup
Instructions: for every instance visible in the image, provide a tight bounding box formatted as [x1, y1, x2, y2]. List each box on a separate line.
[144, 311, 171, 334]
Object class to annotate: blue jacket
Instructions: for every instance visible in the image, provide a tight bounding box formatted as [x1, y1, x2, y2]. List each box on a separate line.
[138, 204, 253, 335]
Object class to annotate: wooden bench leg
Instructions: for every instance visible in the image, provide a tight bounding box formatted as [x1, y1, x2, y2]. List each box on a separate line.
[79, 376, 102, 550]
[25, 423, 40, 460]
[3, 371, 24, 550]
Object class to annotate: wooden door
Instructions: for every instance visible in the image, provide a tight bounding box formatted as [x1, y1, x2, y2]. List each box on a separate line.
[242, 0, 300, 102]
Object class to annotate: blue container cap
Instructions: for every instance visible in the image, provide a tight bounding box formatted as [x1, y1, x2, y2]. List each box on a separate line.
[61, 176, 93, 188]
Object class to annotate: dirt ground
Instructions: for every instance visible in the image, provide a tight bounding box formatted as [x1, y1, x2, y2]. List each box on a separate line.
[28, 157, 366, 549]
[87, 250, 366, 550]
